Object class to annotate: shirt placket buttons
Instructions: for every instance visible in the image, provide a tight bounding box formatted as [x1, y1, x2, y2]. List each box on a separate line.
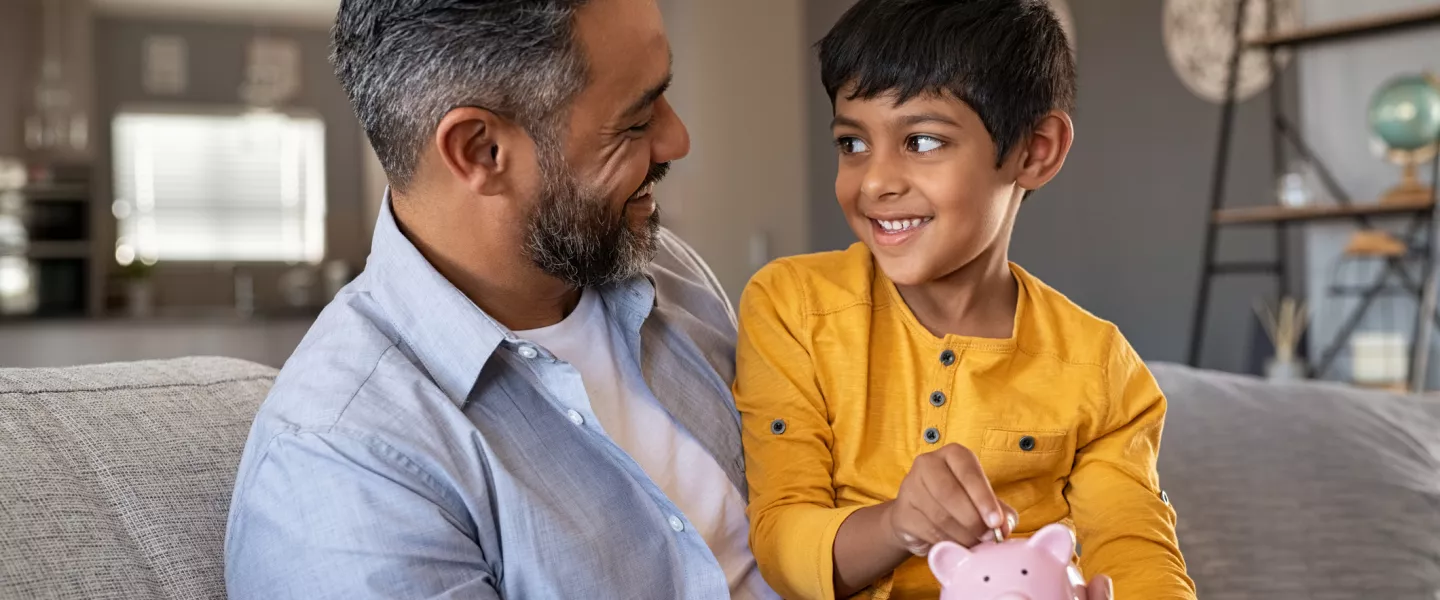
[927, 350, 956, 443]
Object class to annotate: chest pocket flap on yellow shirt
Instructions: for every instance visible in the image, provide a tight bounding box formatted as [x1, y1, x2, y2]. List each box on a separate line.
[979, 429, 1071, 479]
[979, 428, 1072, 514]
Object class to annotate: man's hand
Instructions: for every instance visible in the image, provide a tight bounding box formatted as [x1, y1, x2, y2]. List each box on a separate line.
[882, 444, 1017, 555]
[1079, 575, 1114, 600]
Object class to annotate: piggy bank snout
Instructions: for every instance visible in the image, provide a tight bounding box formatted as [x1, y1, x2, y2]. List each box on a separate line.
[993, 594, 1034, 600]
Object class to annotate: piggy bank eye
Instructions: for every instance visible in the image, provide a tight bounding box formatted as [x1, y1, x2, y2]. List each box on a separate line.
[983, 576, 990, 582]
[1021, 569, 1029, 576]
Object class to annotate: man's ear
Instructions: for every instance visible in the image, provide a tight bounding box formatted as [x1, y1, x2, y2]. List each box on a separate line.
[434, 106, 526, 197]
[1014, 109, 1074, 193]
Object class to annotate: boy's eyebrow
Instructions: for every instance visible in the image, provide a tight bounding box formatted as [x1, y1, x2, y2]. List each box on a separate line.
[895, 113, 961, 128]
[830, 113, 962, 129]
[831, 114, 864, 129]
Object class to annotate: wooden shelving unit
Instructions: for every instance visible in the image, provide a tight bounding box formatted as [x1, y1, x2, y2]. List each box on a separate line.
[1213, 199, 1435, 225]
[0, 163, 94, 319]
[1188, 1, 1440, 391]
[1248, 5, 1440, 48]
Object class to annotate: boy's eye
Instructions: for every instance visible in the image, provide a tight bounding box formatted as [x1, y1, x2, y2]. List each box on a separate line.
[907, 135, 944, 153]
[836, 136, 869, 154]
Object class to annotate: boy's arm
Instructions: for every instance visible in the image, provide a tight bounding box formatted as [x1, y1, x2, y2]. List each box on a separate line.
[1066, 330, 1197, 600]
[734, 262, 868, 600]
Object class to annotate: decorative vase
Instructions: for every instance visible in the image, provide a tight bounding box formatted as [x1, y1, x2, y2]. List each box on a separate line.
[1265, 357, 1306, 382]
[126, 280, 153, 318]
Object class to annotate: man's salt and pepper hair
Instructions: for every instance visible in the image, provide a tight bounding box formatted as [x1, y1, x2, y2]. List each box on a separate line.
[331, 0, 592, 191]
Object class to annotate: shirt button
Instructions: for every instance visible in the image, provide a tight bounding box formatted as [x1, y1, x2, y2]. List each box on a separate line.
[923, 427, 941, 444]
[566, 409, 585, 426]
[668, 515, 685, 532]
[1018, 435, 1037, 451]
[929, 391, 947, 407]
[940, 349, 956, 366]
[518, 344, 539, 359]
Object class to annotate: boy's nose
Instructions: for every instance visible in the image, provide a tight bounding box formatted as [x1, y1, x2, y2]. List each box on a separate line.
[860, 154, 907, 200]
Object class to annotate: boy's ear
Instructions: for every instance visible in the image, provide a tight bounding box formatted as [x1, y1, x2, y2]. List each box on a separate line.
[1014, 109, 1074, 193]
[433, 106, 530, 198]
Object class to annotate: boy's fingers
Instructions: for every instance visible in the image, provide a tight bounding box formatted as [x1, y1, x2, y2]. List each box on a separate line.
[1085, 575, 1113, 600]
[912, 481, 979, 546]
[940, 445, 1005, 530]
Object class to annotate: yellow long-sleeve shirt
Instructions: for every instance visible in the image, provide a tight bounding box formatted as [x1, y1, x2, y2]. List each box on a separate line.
[734, 244, 1195, 600]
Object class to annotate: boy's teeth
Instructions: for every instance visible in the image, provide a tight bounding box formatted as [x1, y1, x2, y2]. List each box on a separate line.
[878, 218, 930, 232]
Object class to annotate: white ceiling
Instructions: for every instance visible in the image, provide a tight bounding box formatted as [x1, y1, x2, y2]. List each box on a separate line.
[91, 0, 340, 28]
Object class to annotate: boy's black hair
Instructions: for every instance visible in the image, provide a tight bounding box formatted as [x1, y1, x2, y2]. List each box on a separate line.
[819, 0, 1076, 167]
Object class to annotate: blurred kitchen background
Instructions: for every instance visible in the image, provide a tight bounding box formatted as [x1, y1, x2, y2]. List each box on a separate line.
[3, 0, 1440, 393]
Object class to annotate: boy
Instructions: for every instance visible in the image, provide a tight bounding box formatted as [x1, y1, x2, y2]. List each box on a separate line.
[732, 1, 1195, 598]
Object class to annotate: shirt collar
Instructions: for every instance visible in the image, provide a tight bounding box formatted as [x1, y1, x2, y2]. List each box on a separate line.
[365, 190, 658, 406]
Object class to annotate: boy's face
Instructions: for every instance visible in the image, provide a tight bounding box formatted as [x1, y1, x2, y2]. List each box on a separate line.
[831, 90, 1024, 287]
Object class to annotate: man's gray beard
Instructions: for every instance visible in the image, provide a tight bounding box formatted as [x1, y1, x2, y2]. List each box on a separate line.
[524, 147, 660, 289]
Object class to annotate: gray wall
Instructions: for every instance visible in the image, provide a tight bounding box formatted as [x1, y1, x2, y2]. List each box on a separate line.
[1299, 0, 1440, 385]
[805, 0, 1295, 373]
[805, 0, 860, 254]
[0, 0, 93, 162]
[0, 0, 40, 157]
[93, 18, 367, 311]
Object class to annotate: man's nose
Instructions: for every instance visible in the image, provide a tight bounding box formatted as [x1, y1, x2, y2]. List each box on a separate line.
[651, 96, 690, 164]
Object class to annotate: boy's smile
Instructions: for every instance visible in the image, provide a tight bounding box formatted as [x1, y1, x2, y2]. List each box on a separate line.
[832, 89, 1025, 287]
[871, 216, 933, 247]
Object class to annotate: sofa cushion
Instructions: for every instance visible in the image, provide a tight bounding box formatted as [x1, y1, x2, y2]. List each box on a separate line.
[1152, 363, 1440, 599]
[0, 357, 275, 600]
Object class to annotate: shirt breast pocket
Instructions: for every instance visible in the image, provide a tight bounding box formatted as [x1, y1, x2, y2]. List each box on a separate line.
[978, 428, 1073, 514]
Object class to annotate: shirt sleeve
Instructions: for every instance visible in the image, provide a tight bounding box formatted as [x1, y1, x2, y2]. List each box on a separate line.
[224, 430, 502, 600]
[1066, 331, 1197, 599]
[734, 262, 864, 600]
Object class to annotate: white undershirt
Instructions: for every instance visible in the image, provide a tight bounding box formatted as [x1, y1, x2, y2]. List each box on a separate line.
[518, 290, 775, 600]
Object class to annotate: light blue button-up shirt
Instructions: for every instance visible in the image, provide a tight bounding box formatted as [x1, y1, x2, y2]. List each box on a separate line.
[224, 198, 746, 599]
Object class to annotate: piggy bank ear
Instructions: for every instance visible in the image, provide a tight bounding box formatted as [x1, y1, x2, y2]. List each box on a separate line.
[1026, 523, 1077, 564]
[927, 541, 973, 587]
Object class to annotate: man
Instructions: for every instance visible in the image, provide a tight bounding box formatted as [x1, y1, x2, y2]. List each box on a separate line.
[224, 0, 774, 598]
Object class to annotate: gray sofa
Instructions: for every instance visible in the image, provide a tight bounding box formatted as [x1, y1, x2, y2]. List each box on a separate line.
[1, 358, 1438, 599]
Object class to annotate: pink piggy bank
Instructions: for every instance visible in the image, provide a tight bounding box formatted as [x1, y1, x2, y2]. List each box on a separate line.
[927, 523, 1086, 600]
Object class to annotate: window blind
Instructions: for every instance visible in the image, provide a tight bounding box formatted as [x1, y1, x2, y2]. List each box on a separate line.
[111, 111, 326, 264]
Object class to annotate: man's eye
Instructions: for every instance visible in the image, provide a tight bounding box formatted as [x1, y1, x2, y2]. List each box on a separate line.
[628, 120, 653, 133]
[836, 137, 869, 154]
[908, 135, 944, 153]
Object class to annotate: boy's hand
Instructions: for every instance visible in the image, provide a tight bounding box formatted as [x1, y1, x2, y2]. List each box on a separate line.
[1079, 575, 1114, 600]
[883, 443, 1017, 555]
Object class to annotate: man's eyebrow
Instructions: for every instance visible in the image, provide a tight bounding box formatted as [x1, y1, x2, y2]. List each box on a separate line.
[622, 73, 673, 119]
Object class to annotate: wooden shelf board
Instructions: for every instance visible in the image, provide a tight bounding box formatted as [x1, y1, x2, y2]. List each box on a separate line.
[22, 241, 91, 259]
[1213, 200, 1435, 225]
[1249, 5, 1440, 48]
[13, 185, 90, 199]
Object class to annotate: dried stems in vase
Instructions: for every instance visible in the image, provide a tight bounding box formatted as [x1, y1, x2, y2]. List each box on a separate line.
[1255, 297, 1309, 364]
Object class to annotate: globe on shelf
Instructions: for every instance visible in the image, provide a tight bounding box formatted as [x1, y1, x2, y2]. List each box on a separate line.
[1368, 73, 1440, 204]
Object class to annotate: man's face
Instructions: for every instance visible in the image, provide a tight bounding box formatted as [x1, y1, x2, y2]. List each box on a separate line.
[525, 0, 689, 288]
[831, 90, 1022, 287]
